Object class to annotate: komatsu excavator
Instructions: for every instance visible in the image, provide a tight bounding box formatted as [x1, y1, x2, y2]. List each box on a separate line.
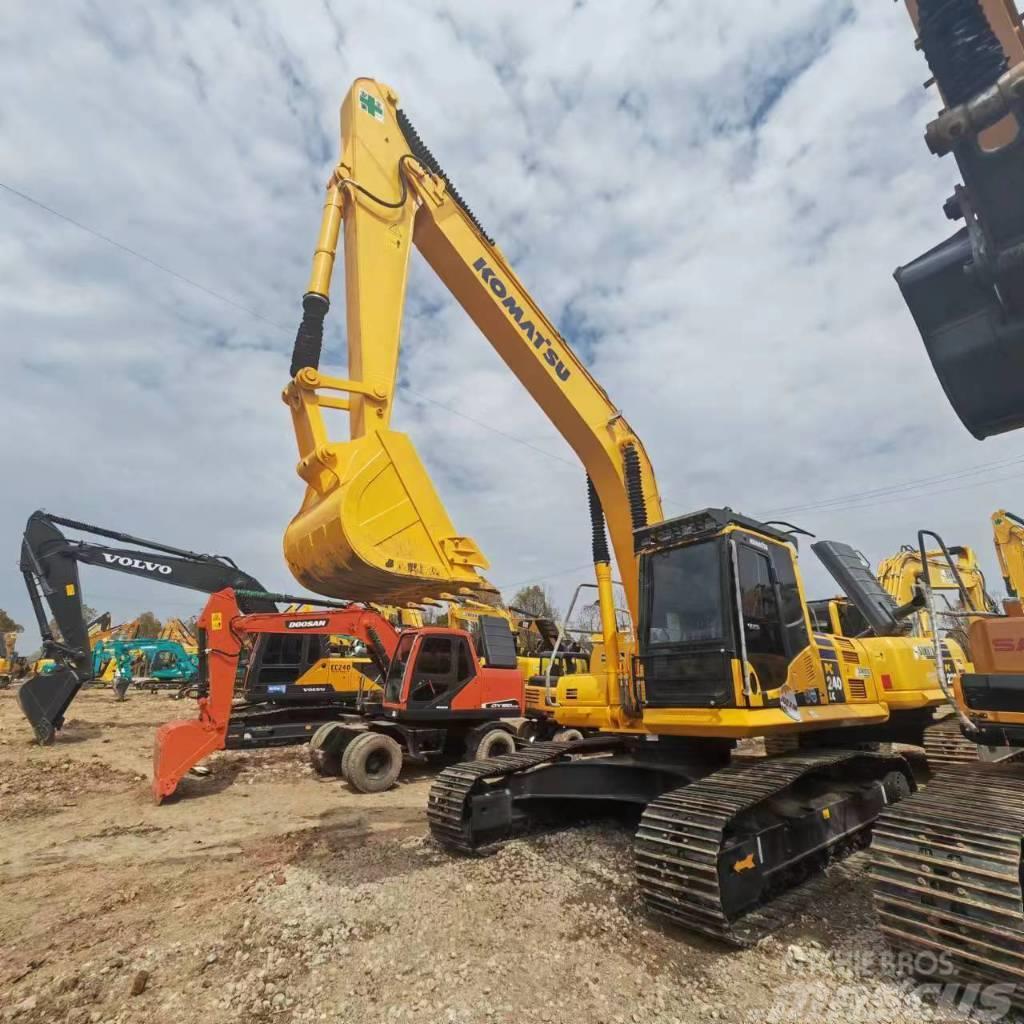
[281, 77, 964, 945]
[869, 2, 1024, 1000]
[878, 543, 997, 634]
[880, 537, 1020, 769]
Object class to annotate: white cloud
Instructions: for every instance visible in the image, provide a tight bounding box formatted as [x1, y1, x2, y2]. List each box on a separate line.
[1, 1, 1019, 648]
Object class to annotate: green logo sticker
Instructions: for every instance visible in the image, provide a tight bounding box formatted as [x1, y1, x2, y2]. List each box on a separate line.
[359, 89, 384, 121]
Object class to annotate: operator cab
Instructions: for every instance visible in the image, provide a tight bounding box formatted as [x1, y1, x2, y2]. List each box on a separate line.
[807, 598, 870, 638]
[636, 510, 916, 710]
[381, 615, 521, 718]
[636, 509, 810, 708]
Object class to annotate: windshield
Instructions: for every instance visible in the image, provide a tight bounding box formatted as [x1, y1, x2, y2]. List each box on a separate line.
[645, 540, 724, 645]
[384, 633, 415, 704]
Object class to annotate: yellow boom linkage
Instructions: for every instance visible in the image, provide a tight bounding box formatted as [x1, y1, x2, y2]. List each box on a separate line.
[283, 79, 661, 622]
[992, 508, 1024, 607]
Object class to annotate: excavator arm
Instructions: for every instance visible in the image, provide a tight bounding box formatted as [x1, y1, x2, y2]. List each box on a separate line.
[992, 507, 1024, 601]
[152, 588, 400, 802]
[283, 78, 662, 626]
[159, 617, 198, 652]
[17, 510, 276, 743]
[899, 0, 1024, 437]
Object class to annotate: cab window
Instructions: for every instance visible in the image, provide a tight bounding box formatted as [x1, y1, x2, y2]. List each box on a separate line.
[384, 633, 416, 704]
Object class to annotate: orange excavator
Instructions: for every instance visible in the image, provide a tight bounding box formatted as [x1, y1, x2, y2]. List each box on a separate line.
[153, 588, 523, 801]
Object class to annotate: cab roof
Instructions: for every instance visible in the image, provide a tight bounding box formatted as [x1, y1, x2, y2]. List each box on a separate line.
[634, 507, 798, 555]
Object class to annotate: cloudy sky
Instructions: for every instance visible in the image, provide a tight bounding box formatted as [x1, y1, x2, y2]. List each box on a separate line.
[2, 1, 1021, 649]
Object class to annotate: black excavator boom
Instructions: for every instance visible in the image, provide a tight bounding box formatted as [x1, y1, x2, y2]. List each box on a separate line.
[17, 510, 275, 743]
[896, 0, 1024, 438]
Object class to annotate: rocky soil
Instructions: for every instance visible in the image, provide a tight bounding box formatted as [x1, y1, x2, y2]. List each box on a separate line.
[0, 687, 1017, 1024]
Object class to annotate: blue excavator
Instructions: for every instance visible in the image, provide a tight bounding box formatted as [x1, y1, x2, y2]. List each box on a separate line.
[91, 637, 199, 698]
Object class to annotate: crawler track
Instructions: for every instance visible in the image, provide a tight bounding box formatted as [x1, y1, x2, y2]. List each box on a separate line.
[635, 750, 909, 946]
[922, 715, 1024, 768]
[430, 743, 914, 947]
[870, 764, 1024, 1001]
[427, 742, 571, 853]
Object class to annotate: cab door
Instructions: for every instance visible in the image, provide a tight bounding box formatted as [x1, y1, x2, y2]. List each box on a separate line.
[733, 541, 790, 697]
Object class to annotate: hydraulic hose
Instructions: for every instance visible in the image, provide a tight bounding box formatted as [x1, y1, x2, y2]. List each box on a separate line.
[918, 0, 1008, 107]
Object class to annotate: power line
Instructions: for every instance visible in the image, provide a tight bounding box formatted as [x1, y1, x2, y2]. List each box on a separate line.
[494, 562, 597, 593]
[765, 454, 1024, 518]
[399, 387, 579, 468]
[0, 181, 287, 329]
[7, 179, 1013, 532]
[0, 180, 614, 480]
[3, 178, 699, 508]
[773, 466, 1024, 520]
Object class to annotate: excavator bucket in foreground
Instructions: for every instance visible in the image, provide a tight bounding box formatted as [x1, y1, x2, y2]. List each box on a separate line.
[283, 421, 491, 605]
[151, 589, 241, 803]
[17, 667, 80, 745]
[152, 707, 229, 804]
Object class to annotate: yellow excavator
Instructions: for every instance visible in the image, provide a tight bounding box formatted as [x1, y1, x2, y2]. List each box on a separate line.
[280, 77, 968, 944]
[868, 1, 1024, 1002]
[0, 631, 21, 687]
[877, 543, 997, 633]
[876, 540, 1004, 766]
[992, 508, 1024, 609]
[807, 538, 1008, 765]
[158, 617, 198, 655]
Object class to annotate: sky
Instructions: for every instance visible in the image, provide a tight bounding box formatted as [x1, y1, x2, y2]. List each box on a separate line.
[2, 0, 1022, 651]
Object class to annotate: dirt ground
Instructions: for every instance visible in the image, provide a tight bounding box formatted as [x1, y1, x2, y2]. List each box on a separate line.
[0, 687, 1015, 1024]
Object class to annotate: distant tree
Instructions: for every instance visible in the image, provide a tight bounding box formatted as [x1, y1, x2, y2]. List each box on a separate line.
[0, 609, 24, 634]
[510, 584, 560, 621]
[136, 611, 162, 638]
[575, 601, 602, 634]
[46, 603, 98, 641]
[466, 579, 503, 609]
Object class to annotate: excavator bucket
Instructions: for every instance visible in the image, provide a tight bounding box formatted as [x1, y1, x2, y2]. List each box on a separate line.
[895, 229, 1024, 440]
[284, 429, 490, 605]
[16, 668, 81, 745]
[151, 706, 228, 803]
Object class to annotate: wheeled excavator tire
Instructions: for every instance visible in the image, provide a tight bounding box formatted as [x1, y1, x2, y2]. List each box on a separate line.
[308, 722, 351, 777]
[552, 728, 584, 743]
[870, 764, 1024, 1004]
[342, 732, 403, 793]
[467, 727, 516, 761]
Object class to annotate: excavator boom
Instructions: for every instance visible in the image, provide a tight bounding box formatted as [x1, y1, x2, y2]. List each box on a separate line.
[17, 510, 274, 743]
[283, 78, 662, 622]
[992, 508, 1024, 603]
